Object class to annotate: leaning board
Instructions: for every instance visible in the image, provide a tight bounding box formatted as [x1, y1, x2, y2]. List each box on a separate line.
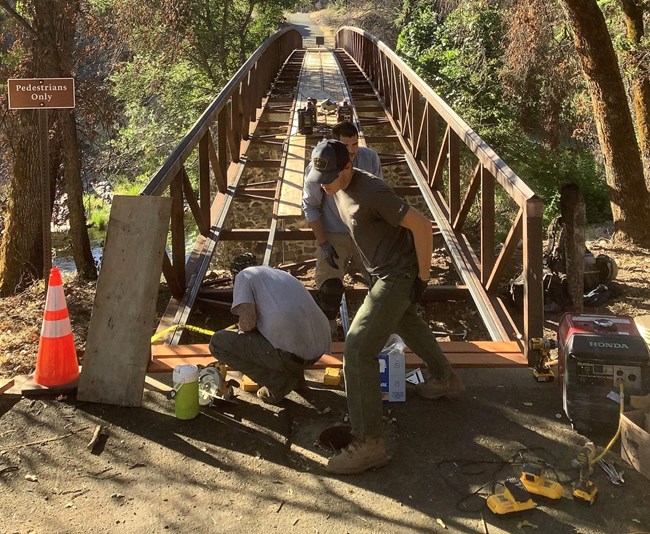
[77, 196, 171, 406]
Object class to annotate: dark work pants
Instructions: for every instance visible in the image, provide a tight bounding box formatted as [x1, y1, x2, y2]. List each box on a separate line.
[209, 329, 306, 395]
[344, 273, 452, 438]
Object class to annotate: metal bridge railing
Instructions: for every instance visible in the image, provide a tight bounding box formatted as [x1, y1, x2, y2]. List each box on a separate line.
[336, 27, 543, 363]
[140, 27, 302, 299]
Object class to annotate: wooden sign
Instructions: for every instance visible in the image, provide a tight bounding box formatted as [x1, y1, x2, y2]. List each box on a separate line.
[7, 78, 75, 109]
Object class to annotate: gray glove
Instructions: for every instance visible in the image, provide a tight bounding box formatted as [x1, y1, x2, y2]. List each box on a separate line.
[319, 241, 339, 269]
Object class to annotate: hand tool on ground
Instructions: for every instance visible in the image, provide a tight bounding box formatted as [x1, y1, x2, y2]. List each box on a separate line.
[598, 459, 624, 485]
[431, 329, 468, 341]
[487, 477, 536, 515]
[519, 463, 563, 499]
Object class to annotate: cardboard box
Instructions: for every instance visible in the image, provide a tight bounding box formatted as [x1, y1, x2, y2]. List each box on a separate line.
[378, 350, 405, 402]
[621, 405, 650, 481]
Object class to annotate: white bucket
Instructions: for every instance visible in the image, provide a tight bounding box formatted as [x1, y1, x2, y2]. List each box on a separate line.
[635, 315, 650, 347]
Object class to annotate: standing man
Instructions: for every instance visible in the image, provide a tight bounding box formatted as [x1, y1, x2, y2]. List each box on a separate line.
[209, 255, 331, 405]
[302, 121, 382, 328]
[306, 140, 464, 474]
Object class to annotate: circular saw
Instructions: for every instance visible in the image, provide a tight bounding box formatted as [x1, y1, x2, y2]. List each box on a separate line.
[198, 364, 235, 406]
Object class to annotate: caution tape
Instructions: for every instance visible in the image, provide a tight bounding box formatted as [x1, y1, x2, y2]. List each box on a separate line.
[151, 324, 226, 343]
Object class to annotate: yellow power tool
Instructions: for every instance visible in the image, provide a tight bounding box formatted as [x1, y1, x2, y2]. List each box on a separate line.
[520, 463, 563, 500]
[529, 337, 556, 382]
[573, 443, 598, 505]
[487, 477, 536, 515]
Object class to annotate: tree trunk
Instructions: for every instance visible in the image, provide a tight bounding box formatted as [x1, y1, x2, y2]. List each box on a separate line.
[0, 111, 44, 295]
[560, 0, 650, 246]
[0, 0, 97, 293]
[618, 0, 650, 188]
[560, 184, 585, 312]
[60, 110, 97, 280]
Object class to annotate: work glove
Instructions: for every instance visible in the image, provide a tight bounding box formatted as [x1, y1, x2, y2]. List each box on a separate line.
[319, 241, 339, 269]
[411, 276, 428, 303]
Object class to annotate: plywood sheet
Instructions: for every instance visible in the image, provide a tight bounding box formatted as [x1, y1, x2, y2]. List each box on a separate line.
[78, 196, 171, 406]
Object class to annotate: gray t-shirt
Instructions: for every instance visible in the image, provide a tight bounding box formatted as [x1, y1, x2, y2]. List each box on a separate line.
[232, 266, 330, 361]
[303, 146, 383, 233]
[333, 170, 417, 277]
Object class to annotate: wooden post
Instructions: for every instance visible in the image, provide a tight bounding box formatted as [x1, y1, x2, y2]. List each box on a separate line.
[560, 183, 586, 312]
[523, 199, 544, 367]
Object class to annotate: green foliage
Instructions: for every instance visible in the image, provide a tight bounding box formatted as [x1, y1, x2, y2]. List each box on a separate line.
[501, 133, 611, 226]
[84, 193, 110, 232]
[107, 0, 294, 188]
[397, 2, 508, 139]
[109, 57, 214, 184]
[397, 0, 611, 226]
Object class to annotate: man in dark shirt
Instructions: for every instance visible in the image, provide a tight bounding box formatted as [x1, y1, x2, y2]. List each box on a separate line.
[306, 139, 464, 474]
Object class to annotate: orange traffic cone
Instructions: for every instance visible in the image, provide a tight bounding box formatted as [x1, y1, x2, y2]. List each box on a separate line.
[33, 268, 79, 386]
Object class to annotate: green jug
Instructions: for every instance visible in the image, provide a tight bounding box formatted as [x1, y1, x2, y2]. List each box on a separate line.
[172, 364, 200, 419]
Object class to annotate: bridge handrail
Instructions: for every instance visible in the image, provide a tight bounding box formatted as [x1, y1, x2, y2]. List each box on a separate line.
[336, 26, 536, 209]
[337, 26, 543, 362]
[137, 27, 302, 300]
[142, 27, 302, 197]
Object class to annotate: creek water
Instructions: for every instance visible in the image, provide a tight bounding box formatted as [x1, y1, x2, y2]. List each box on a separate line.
[51, 230, 104, 274]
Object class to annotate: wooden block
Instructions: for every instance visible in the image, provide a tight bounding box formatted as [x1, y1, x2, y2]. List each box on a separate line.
[241, 375, 260, 392]
[324, 367, 342, 386]
[78, 196, 171, 407]
[0, 378, 15, 395]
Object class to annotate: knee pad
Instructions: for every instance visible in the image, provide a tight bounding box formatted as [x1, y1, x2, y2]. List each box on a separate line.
[318, 278, 344, 319]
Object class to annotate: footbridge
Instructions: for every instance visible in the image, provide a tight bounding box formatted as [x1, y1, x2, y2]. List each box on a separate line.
[140, 27, 544, 371]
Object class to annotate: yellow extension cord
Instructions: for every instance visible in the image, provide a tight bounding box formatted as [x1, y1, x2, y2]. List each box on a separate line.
[150, 323, 238, 343]
[591, 380, 625, 465]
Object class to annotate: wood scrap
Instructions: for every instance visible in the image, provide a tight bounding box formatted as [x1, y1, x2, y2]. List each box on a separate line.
[86, 425, 105, 452]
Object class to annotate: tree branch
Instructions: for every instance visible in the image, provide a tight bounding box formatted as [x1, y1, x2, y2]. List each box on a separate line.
[0, 0, 37, 36]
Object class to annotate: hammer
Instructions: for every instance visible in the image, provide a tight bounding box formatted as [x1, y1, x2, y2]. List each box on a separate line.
[431, 329, 468, 341]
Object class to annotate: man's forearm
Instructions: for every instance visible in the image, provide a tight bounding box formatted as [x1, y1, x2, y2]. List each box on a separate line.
[309, 219, 328, 245]
[234, 303, 257, 331]
[404, 208, 432, 280]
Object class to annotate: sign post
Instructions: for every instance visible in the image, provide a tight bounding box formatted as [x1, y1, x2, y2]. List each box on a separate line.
[7, 78, 75, 288]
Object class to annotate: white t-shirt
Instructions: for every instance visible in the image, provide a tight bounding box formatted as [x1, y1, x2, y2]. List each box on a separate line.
[232, 266, 330, 361]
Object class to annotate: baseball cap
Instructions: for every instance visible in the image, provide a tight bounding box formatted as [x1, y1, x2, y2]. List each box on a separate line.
[306, 139, 350, 184]
[230, 252, 257, 277]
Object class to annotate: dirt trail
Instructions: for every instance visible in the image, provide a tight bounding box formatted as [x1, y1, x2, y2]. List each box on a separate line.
[2, 366, 650, 534]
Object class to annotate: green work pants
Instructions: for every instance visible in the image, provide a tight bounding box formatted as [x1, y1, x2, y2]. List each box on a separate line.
[344, 273, 452, 438]
[209, 329, 307, 395]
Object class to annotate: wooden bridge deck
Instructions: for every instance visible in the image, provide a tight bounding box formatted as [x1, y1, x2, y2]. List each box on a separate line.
[148, 341, 526, 372]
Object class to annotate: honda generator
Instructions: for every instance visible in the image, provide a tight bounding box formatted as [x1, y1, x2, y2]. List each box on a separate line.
[558, 313, 650, 431]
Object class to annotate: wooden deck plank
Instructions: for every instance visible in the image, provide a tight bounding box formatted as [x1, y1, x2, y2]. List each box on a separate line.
[277, 133, 308, 217]
[149, 341, 526, 372]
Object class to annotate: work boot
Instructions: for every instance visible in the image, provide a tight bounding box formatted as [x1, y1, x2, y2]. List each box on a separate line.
[257, 386, 286, 405]
[415, 370, 465, 400]
[257, 373, 305, 405]
[326, 436, 388, 475]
